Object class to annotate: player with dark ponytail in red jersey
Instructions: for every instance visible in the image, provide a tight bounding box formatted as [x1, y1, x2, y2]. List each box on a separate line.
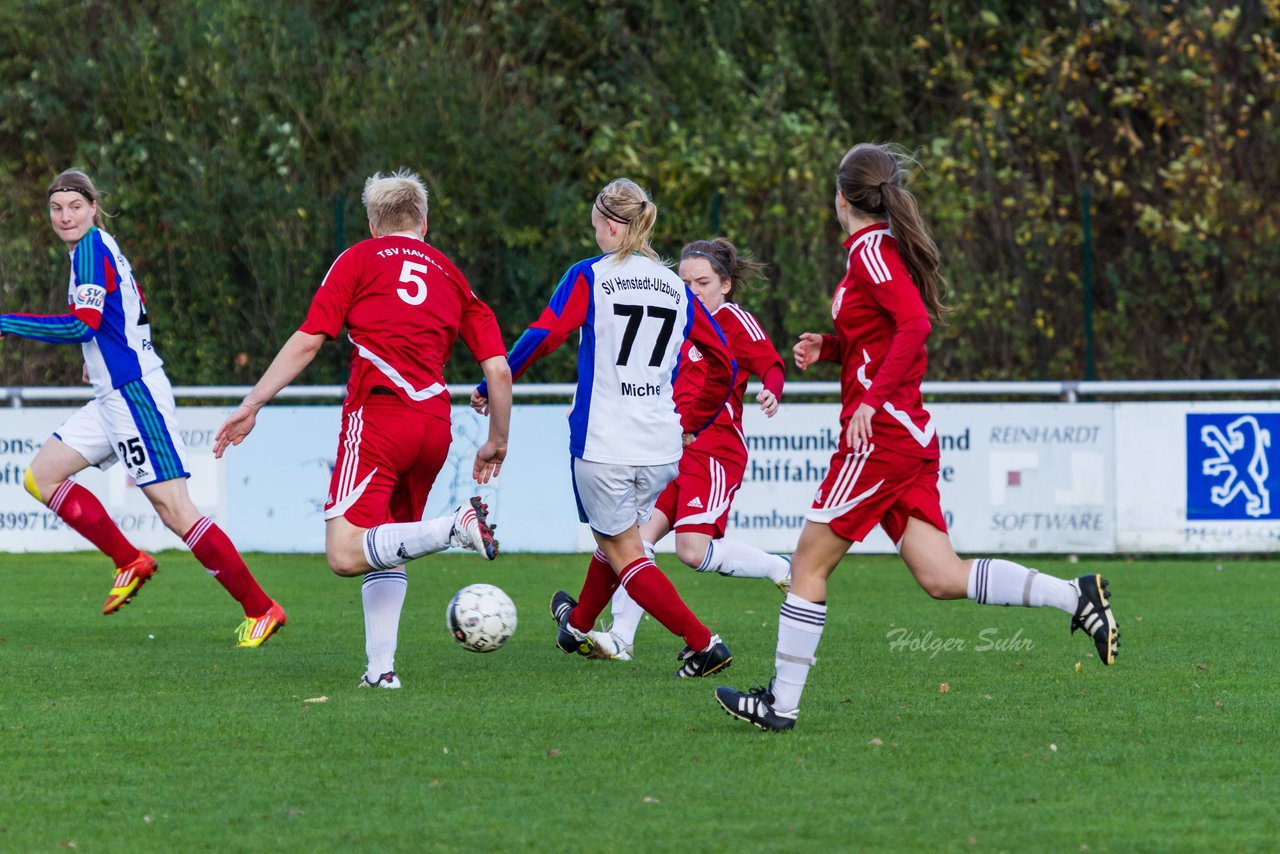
[715, 143, 1119, 732]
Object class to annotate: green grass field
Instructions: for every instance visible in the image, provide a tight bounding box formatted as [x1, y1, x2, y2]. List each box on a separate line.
[1, 552, 1275, 852]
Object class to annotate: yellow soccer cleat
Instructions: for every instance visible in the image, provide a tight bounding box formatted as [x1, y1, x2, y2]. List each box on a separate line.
[102, 551, 158, 615]
[235, 601, 287, 648]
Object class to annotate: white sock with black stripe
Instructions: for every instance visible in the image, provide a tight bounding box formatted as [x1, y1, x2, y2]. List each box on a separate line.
[697, 539, 792, 584]
[362, 516, 455, 569]
[363, 569, 407, 677]
[773, 593, 826, 713]
[967, 558, 1076, 613]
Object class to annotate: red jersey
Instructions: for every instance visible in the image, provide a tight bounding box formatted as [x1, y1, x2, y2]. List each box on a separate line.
[819, 223, 938, 460]
[676, 302, 784, 457]
[300, 234, 506, 419]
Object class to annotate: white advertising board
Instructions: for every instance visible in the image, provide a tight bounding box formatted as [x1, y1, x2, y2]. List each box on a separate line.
[0, 408, 228, 552]
[729, 403, 1115, 554]
[2, 398, 1276, 555]
[1115, 401, 1280, 552]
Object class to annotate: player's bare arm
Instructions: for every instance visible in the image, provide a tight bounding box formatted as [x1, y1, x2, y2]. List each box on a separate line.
[214, 330, 327, 458]
[471, 355, 512, 483]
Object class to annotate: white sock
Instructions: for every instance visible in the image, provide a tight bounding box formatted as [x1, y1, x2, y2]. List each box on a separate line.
[363, 515, 454, 569]
[642, 540, 656, 561]
[362, 569, 407, 676]
[772, 593, 826, 713]
[608, 585, 644, 648]
[698, 539, 791, 584]
[967, 558, 1076, 613]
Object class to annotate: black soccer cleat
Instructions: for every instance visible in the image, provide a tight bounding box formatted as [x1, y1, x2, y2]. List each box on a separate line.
[675, 634, 732, 678]
[549, 590, 596, 656]
[1071, 574, 1119, 665]
[715, 682, 797, 732]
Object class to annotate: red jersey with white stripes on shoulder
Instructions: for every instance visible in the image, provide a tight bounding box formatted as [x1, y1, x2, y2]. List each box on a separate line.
[676, 302, 784, 457]
[300, 234, 506, 419]
[819, 223, 938, 460]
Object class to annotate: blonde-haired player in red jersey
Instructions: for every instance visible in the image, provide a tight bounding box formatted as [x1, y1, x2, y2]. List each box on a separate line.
[215, 169, 511, 689]
[590, 238, 790, 661]
[716, 143, 1119, 731]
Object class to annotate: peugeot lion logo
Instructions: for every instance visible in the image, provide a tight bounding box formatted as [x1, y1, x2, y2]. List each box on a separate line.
[1200, 416, 1271, 518]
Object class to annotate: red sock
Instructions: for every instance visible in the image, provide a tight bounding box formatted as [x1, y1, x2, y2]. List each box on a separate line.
[569, 550, 618, 633]
[48, 481, 139, 568]
[618, 558, 711, 650]
[184, 517, 272, 617]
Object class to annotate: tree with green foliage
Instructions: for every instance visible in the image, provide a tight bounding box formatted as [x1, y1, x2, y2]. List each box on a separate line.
[1, 1, 1276, 388]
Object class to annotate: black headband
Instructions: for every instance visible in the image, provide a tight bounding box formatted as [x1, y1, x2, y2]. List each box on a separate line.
[595, 195, 632, 225]
[682, 249, 731, 279]
[48, 185, 94, 202]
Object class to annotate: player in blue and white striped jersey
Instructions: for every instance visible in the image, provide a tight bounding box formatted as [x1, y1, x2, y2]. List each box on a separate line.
[472, 178, 739, 677]
[0, 169, 284, 647]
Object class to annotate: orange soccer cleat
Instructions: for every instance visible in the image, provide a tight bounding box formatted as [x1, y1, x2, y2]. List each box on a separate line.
[102, 551, 158, 615]
[235, 601, 287, 648]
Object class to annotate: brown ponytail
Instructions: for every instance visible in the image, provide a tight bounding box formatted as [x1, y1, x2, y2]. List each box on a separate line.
[837, 143, 949, 323]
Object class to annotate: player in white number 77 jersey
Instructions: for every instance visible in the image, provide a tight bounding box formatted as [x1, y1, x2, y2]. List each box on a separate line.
[472, 178, 739, 679]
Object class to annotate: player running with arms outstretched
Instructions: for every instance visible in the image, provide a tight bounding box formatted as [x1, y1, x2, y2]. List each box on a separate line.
[472, 179, 738, 678]
[715, 144, 1119, 732]
[215, 169, 511, 687]
[591, 238, 789, 662]
[0, 169, 285, 647]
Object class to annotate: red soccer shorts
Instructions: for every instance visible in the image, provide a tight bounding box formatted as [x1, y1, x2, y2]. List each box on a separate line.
[805, 446, 947, 544]
[653, 444, 747, 538]
[324, 394, 451, 529]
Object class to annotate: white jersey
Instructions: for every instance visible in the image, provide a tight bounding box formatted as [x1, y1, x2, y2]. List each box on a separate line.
[75, 229, 163, 396]
[501, 252, 736, 466]
[0, 227, 163, 398]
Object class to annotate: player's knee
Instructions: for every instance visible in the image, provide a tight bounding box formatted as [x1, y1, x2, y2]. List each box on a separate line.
[675, 540, 706, 569]
[916, 568, 965, 600]
[22, 467, 45, 503]
[326, 552, 366, 578]
[918, 576, 952, 599]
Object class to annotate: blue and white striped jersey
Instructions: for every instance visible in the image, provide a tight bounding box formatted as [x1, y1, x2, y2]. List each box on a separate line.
[1, 228, 164, 396]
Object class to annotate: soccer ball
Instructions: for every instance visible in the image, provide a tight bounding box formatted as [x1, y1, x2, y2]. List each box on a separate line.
[446, 583, 517, 653]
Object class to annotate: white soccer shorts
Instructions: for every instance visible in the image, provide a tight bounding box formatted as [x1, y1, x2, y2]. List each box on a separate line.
[571, 456, 678, 538]
[53, 369, 190, 487]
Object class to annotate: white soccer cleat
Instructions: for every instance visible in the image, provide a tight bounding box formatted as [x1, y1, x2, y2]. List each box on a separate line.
[449, 496, 498, 560]
[359, 671, 401, 689]
[585, 629, 634, 661]
[773, 555, 792, 595]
